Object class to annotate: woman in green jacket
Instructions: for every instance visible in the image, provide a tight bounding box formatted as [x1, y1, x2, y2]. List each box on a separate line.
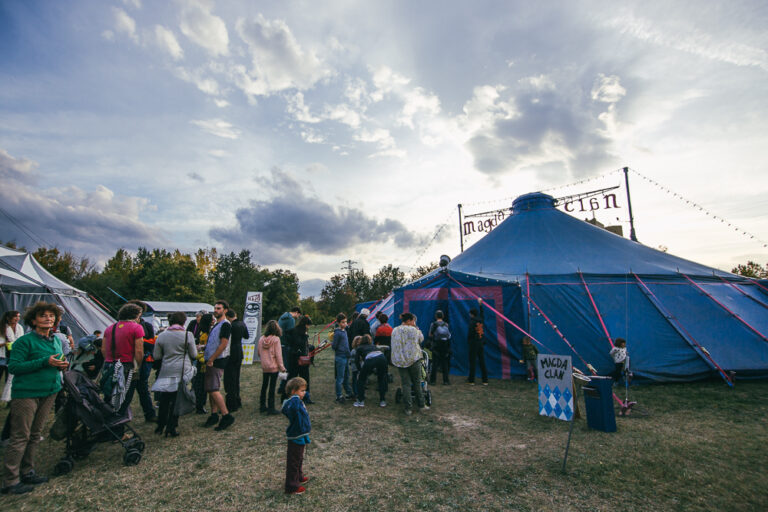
[1, 302, 69, 495]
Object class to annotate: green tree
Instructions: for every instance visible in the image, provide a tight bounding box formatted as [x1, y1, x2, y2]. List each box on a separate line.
[731, 261, 768, 279]
[32, 246, 95, 283]
[319, 274, 357, 318]
[346, 269, 371, 301]
[262, 269, 300, 323]
[409, 261, 439, 281]
[211, 250, 270, 318]
[369, 264, 406, 299]
[299, 296, 323, 324]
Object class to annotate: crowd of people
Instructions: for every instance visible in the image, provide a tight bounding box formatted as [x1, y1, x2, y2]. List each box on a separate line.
[0, 296, 505, 496]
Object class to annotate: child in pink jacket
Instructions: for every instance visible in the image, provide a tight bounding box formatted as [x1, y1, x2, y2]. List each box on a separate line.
[258, 320, 286, 414]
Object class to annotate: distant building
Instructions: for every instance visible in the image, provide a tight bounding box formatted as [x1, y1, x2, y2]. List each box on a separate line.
[141, 301, 214, 332]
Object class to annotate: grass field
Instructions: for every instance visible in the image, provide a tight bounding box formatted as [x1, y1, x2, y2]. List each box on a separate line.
[1, 345, 767, 512]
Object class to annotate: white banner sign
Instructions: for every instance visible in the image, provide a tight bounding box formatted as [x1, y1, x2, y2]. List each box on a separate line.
[537, 354, 574, 422]
[242, 291, 262, 364]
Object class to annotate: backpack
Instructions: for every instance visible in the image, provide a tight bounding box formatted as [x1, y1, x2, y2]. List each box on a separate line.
[434, 323, 451, 341]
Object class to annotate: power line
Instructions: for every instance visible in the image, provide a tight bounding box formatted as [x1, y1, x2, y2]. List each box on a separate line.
[629, 168, 768, 249]
[0, 206, 53, 248]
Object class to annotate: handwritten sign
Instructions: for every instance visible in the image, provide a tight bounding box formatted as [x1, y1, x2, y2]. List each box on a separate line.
[538, 354, 574, 422]
[242, 291, 262, 364]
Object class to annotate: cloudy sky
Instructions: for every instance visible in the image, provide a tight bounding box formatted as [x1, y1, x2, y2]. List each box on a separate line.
[1, 0, 766, 296]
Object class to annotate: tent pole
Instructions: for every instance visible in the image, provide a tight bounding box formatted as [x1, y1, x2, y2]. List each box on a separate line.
[458, 203, 464, 253]
[623, 167, 638, 242]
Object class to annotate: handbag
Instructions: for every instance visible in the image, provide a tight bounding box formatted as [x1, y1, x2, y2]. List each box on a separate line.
[173, 334, 196, 417]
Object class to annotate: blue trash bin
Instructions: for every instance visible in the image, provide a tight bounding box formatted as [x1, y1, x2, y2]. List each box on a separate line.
[583, 376, 616, 432]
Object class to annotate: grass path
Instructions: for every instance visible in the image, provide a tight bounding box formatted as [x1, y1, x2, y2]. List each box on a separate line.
[1, 350, 767, 511]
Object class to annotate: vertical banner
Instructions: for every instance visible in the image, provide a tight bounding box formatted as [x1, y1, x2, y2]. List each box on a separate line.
[537, 354, 574, 421]
[242, 291, 262, 365]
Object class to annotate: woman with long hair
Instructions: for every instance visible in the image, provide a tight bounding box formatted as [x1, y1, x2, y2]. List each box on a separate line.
[191, 313, 214, 414]
[0, 310, 23, 387]
[257, 320, 285, 414]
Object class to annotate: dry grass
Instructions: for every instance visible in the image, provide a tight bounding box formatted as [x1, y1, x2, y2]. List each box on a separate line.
[1, 348, 767, 512]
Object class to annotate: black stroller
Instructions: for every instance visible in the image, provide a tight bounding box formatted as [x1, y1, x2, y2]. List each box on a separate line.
[52, 370, 145, 474]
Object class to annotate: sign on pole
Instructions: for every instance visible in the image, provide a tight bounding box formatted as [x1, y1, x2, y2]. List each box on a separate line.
[242, 291, 262, 365]
[537, 354, 574, 421]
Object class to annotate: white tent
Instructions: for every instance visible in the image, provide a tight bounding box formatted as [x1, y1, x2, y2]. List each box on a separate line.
[0, 246, 115, 339]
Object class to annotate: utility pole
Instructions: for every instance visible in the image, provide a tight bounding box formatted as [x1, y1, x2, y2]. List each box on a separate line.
[458, 204, 464, 253]
[341, 259, 357, 276]
[623, 166, 638, 242]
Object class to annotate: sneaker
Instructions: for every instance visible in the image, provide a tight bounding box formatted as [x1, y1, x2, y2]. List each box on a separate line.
[345, 394, 355, 400]
[203, 413, 220, 427]
[405, 409, 412, 416]
[379, 401, 387, 407]
[482, 382, 489, 386]
[422, 405, 430, 411]
[214, 414, 235, 431]
[353, 401, 365, 407]
[299, 476, 310, 484]
[0, 482, 34, 495]
[21, 471, 49, 485]
[195, 408, 208, 415]
[286, 486, 306, 495]
[335, 396, 346, 404]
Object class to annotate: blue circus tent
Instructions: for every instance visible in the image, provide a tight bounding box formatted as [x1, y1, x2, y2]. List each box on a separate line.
[393, 192, 768, 382]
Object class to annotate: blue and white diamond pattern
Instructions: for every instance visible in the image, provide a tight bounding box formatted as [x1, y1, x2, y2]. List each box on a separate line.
[539, 383, 574, 421]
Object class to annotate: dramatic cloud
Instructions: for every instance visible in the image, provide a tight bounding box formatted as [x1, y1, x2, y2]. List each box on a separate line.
[233, 14, 330, 98]
[0, 149, 37, 184]
[0, 149, 165, 256]
[209, 168, 428, 263]
[462, 74, 622, 178]
[179, 0, 229, 56]
[154, 25, 184, 60]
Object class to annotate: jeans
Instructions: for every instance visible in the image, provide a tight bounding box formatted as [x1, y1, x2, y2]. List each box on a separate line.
[156, 391, 178, 434]
[357, 356, 388, 402]
[285, 441, 305, 492]
[468, 342, 488, 383]
[260, 372, 278, 411]
[430, 350, 451, 384]
[2, 394, 56, 486]
[137, 360, 156, 420]
[334, 355, 352, 398]
[224, 356, 243, 411]
[397, 361, 425, 411]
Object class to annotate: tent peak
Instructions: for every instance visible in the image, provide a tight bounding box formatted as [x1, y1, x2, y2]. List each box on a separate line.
[512, 192, 556, 212]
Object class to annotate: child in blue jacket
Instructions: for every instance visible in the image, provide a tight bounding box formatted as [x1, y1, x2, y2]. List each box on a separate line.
[282, 377, 311, 495]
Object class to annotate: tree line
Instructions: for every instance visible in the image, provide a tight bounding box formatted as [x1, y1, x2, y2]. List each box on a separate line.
[2, 241, 438, 325]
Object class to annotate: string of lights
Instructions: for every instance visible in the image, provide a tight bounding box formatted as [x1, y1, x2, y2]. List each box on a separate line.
[404, 208, 456, 271]
[629, 168, 768, 249]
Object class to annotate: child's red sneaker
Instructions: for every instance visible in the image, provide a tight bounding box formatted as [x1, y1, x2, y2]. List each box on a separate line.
[287, 486, 306, 495]
[299, 476, 310, 484]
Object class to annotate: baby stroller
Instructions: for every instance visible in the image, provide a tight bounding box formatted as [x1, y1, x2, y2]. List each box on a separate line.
[51, 370, 145, 475]
[395, 349, 433, 406]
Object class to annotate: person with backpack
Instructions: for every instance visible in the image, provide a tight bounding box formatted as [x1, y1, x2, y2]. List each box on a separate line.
[428, 310, 452, 385]
[467, 299, 488, 385]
